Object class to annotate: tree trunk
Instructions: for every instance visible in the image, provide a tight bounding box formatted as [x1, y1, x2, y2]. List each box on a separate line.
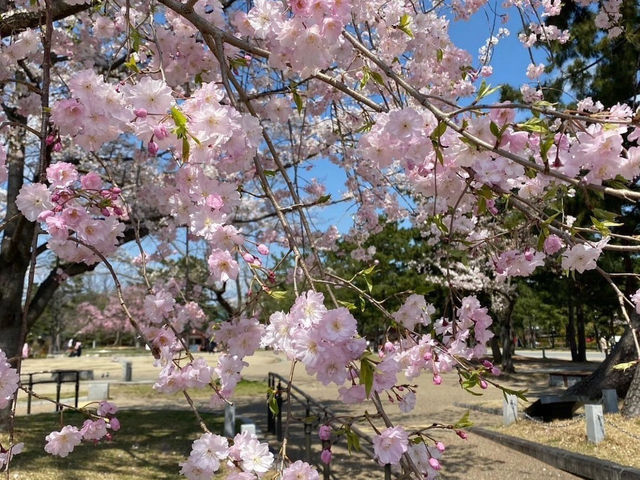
[500, 298, 516, 374]
[490, 336, 502, 364]
[567, 294, 578, 361]
[565, 325, 638, 400]
[621, 361, 640, 418]
[576, 302, 587, 362]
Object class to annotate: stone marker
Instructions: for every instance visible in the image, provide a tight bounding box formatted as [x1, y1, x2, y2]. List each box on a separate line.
[88, 383, 110, 401]
[122, 361, 132, 382]
[241, 423, 256, 436]
[503, 393, 518, 426]
[224, 404, 236, 437]
[602, 389, 618, 414]
[585, 404, 605, 444]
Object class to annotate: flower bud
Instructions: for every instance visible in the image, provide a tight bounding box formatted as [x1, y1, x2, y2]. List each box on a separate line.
[257, 243, 269, 255]
[436, 441, 445, 452]
[320, 449, 332, 464]
[153, 125, 169, 140]
[432, 374, 442, 385]
[148, 141, 159, 156]
[429, 458, 441, 470]
[318, 425, 331, 441]
[133, 108, 147, 118]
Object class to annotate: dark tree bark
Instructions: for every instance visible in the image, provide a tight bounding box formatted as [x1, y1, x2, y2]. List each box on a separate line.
[567, 294, 579, 361]
[1, 1, 96, 38]
[565, 325, 639, 400]
[576, 302, 587, 362]
[490, 336, 502, 364]
[621, 361, 640, 418]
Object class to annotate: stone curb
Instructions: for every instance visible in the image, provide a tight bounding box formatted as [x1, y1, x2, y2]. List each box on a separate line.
[471, 427, 640, 480]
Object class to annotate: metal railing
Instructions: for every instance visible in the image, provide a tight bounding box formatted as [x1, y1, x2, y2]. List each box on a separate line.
[267, 372, 393, 480]
[21, 370, 81, 414]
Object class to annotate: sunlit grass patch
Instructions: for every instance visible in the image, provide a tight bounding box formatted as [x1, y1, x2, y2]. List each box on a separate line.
[2, 409, 223, 480]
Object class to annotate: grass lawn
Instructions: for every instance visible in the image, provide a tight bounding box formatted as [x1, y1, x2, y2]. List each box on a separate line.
[496, 413, 640, 468]
[108, 379, 268, 402]
[2, 409, 223, 480]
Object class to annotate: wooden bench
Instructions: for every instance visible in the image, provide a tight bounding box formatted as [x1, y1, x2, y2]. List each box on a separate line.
[546, 370, 591, 387]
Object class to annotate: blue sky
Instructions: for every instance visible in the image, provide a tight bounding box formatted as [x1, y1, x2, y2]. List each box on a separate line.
[310, 4, 542, 235]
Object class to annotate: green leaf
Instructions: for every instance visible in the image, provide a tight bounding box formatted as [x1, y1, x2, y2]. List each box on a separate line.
[337, 300, 357, 311]
[436, 49, 444, 62]
[398, 13, 414, 38]
[475, 80, 501, 102]
[356, 121, 374, 133]
[268, 392, 279, 415]
[171, 107, 188, 130]
[516, 117, 549, 134]
[181, 137, 190, 162]
[263, 169, 277, 177]
[345, 428, 361, 454]
[500, 387, 528, 402]
[124, 55, 140, 73]
[370, 70, 385, 85]
[489, 121, 501, 139]
[592, 208, 620, 222]
[267, 290, 288, 300]
[359, 358, 375, 398]
[613, 361, 638, 371]
[362, 264, 377, 276]
[359, 68, 371, 90]
[291, 87, 304, 115]
[364, 275, 373, 293]
[130, 25, 142, 52]
[454, 410, 473, 429]
[430, 121, 447, 140]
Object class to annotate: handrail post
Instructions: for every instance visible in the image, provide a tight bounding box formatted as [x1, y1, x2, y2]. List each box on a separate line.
[55, 372, 62, 412]
[267, 373, 274, 434]
[27, 374, 33, 415]
[276, 380, 283, 442]
[323, 461, 330, 480]
[304, 399, 312, 462]
[74, 371, 80, 409]
[384, 463, 391, 480]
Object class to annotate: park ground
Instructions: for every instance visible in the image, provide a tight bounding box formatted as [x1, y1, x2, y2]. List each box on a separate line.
[9, 348, 636, 479]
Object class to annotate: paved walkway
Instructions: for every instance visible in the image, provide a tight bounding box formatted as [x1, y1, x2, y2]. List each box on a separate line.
[17, 350, 586, 479]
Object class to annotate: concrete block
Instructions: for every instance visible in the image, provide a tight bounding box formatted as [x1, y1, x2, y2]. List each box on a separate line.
[586, 404, 605, 444]
[122, 362, 132, 382]
[88, 383, 110, 401]
[503, 393, 518, 426]
[602, 389, 619, 414]
[224, 404, 236, 437]
[240, 423, 256, 436]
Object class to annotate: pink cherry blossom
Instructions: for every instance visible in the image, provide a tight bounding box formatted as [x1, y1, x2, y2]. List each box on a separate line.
[16, 183, 54, 222]
[44, 426, 83, 457]
[373, 426, 409, 465]
[282, 460, 319, 480]
[208, 249, 239, 283]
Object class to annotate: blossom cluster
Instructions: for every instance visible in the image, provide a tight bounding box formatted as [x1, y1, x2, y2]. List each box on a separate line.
[44, 401, 120, 458]
[15, 163, 125, 265]
[263, 291, 367, 386]
[179, 430, 279, 480]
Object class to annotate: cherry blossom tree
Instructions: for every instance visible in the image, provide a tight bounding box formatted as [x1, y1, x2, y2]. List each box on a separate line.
[2, 0, 640, 477]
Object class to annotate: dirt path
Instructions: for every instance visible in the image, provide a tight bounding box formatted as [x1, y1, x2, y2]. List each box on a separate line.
[17, 350, 583, 479]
